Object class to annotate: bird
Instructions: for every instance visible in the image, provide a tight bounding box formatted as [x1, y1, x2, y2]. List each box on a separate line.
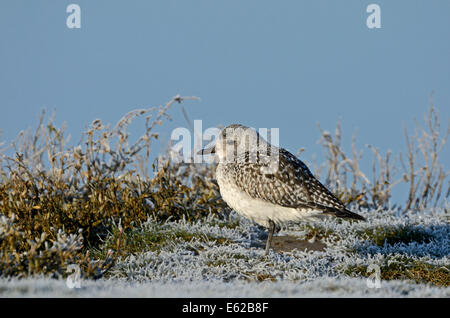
[199, 124, 365, 256]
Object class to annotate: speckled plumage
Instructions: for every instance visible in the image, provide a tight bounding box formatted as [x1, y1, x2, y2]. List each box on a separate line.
[200, 124, 364, 255]
[209, 124, 365, 229]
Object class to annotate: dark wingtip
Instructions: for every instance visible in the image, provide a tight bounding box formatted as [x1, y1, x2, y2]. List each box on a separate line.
[317, 204, 366, 221]
[336, 209, 366, 221]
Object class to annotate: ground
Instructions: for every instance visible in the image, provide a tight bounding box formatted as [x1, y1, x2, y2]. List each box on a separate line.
[0, 207, 449, 297]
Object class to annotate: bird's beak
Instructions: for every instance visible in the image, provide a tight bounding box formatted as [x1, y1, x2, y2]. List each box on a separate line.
[197, 145, 216, 155]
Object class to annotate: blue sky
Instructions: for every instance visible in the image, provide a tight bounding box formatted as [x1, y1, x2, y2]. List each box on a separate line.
[0, 1, 449, 202]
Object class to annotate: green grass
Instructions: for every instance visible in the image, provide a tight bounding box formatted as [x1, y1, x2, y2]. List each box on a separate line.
[90, 224, 233, 262]
[344, 261, 450, 287]
[357, 225, 433, 246]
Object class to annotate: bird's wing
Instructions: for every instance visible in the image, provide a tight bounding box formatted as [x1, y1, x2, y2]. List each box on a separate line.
[232, 148, 347, 213]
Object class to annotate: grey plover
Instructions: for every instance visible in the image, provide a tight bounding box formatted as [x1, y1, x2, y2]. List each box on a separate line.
[199, 124, 365, 255]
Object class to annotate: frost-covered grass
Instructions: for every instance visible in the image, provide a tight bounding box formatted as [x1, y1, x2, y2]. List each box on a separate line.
[1, 276, 448, 298]
[1, 208, 448, 297]
[105, 208, 449, 285]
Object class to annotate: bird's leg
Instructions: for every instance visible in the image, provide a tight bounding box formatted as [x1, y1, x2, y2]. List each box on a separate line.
[265, 220, 276, 256]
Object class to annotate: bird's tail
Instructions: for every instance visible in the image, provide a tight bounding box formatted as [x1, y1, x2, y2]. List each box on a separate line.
[300, 202, 366, 221]
[332, 208, 366, 221]
[319, 204, 366, 221]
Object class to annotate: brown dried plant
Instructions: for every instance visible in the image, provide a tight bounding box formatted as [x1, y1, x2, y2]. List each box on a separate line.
[315, 94, 448, 211]
[400, 94, 449, 212]
[0, 95, 227, 278]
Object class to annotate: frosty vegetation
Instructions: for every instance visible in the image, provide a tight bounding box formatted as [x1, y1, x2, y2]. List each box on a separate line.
[0, 95, 448, 297]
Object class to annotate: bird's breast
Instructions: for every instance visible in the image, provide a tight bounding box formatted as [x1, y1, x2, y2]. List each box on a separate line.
[216, 164, 321, 228]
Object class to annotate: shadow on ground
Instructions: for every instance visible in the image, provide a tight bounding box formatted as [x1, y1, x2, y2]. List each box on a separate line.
[252, 235, 327, 253]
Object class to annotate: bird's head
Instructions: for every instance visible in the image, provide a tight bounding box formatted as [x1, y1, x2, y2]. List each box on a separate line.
[199, 124, 274, 163]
